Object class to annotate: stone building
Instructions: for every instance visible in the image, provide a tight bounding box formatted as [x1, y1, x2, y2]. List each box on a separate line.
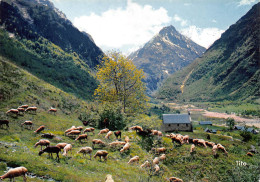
[161, 114, 193, 132]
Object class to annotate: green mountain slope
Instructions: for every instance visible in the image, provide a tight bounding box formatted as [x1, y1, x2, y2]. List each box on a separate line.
[0, 28, 97, 100]
[157, 3, 260, 102]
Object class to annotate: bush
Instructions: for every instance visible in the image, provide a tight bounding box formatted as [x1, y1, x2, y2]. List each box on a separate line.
[240, 131, 252, 142]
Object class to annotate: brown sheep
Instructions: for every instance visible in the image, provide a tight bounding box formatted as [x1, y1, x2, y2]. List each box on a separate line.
[217, 144, 228, 156]
[151, 129, 158, 135]
[197, 139, 207, 148]
[56, 143, 68, 153]
[114, 131, 121, 139]
[98, 128, 109, 135]
[168, 177, 183, 182]
[34, 139, 50, 150]
[34, 125, 45, 133]
[17, 107, 25, 113]
[205, 141, 215, 148]
[157, 131, 163, 137]
[48, 108, 57, 114]
[67, 130, 81, 136]
[153, 157, 160, 165]
[39, 146, 61, 160]
[109, 141, 126, 148]
[159, 154, 166, 161]
[212, 144, 218, 156]
[151, 147, 166, 155]
[120, 142, 130, 153]
[105, 174, 114, 182]
[19, 105, 28, 109]
[125, 136, 130, 143]
[128, 156, 139, 164]
[41, 133, 55, 139]
[25, 107, 37, 113]
[75, 134, 88, 142]
[77, 147, 93, 159]
[105, 131, 113, 139]
[129, 126, 143, 132]
[154, 164, 160, 173]
[21, 121, 33, 130]
[83, 127, 95, 135]
[75, 126, 83, 131]
[182, 135, 189, 144]
[65, 126, 76, 134]
[62, 144, 72, 156]
[6, 109, 19, 115]
[0, 120, 9, 129]
[190, 144, 195, 154]
[246, 152, 254, 157]
[92, 139, 106, 149]
[172, 135, 183, 145]
[94, 150, 108, 161]
[140, 160, 151, 168]
[0, 166, 28, 181]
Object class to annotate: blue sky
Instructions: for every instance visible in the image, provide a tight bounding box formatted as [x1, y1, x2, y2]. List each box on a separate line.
[50, 0, 258, 54]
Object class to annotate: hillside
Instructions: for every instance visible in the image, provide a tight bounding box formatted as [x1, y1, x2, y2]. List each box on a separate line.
[0, 0, 103, 68]
[157, 3, 260, 102]
[0, 57, 259, 182]
[129, 25, 205, 93]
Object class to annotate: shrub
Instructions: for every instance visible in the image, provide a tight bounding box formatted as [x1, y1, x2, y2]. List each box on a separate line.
[240, 130, 252, 142]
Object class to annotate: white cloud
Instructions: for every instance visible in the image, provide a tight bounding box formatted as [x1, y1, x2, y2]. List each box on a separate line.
[238, 0, 257, 6]
[181, 26, 224, 48]
[173, 14, 188, 27]
[184, 3, 191, 6]
[212, 19, 217, 23]
[73, 0, 171, 53]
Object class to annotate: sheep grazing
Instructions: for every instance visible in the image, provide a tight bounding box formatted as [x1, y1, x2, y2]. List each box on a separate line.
[125, 136, 130, 143]
[17, 107, 25, 114]
[114, 130, 121, 139]
[6, 109, 19, 115]
[41, 133, 55, 139]
[182, 135, 189, 144]
[205, 141, 215, 148]
[65, 126, 76, 134]
[105, 174, 114, 182]
[154, 164, 160, 173]
[75, 134, 88, 142]
[193, 139, 199, 145]
[195, 139, 207, 148]
[21, 121, 33, 130]
[75, 126, 83, 131]
[153, 157, 160, 165]
[94, 150, 108, 161]
[212, 145, 218, 156]
[120, 142, 130, 153]
[168, 177, 183, 182]
[151, 129, 158, 135]
[92, 139, 106, 149]
[19, 105, 28, 109]
[48, 108, 57, 114]
[246, 152, 254, 157]
[0, 166, 28, 182]
[105, 131, 113, 139]
[128, 156, 139, 164]
[217, 144, 228, 156]
[172, 135, 183, 145]
[34, 139, 50, 150]
[56, 143, 68, 151]
[98, 128, 109, 135]
[67, 130, 81, 136]
[151, 147, 166, 155]
[190, 144, 195, 154]
[62, 144, 72, 156]
[83, 127, 95, 135]
[129, 125, 143, 132]
[140, 160, 151, 168]
[77, 147, 93, 159]
[25, 106, 37, 113]
[0, 120, 9, 129]
[157, 131, 163, 137]
[34, 125, 45, 133]
[159, 154, 166, 161]
[39, 146, 61, 160]
[109, 141, 126, 148]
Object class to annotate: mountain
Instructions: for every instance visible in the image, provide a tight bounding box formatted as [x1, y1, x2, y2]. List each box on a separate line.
[0, 0, 104, 99]
[0, 0, 103, 68]
[128, 25, 206, 93]
[157, 3, 260, 102]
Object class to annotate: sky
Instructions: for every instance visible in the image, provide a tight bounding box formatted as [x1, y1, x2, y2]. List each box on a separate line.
[50, 0, 258, 55]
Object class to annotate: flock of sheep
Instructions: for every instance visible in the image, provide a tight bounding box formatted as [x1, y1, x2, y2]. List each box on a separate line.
[0, 105, 232, 182]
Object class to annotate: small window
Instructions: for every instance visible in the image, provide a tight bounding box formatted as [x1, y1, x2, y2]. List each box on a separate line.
[168, 124, 171, 127]
[177, 124, 179, 127]
[186, 124, 188, 127]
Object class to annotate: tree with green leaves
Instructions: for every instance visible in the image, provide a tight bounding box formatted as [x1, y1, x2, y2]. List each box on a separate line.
[226, 117, 235, 130]
[94, 51, 149, 113]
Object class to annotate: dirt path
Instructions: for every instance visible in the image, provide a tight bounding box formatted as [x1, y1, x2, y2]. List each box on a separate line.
[180, 69, 194, 93]
[203, 111, 260, 128]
